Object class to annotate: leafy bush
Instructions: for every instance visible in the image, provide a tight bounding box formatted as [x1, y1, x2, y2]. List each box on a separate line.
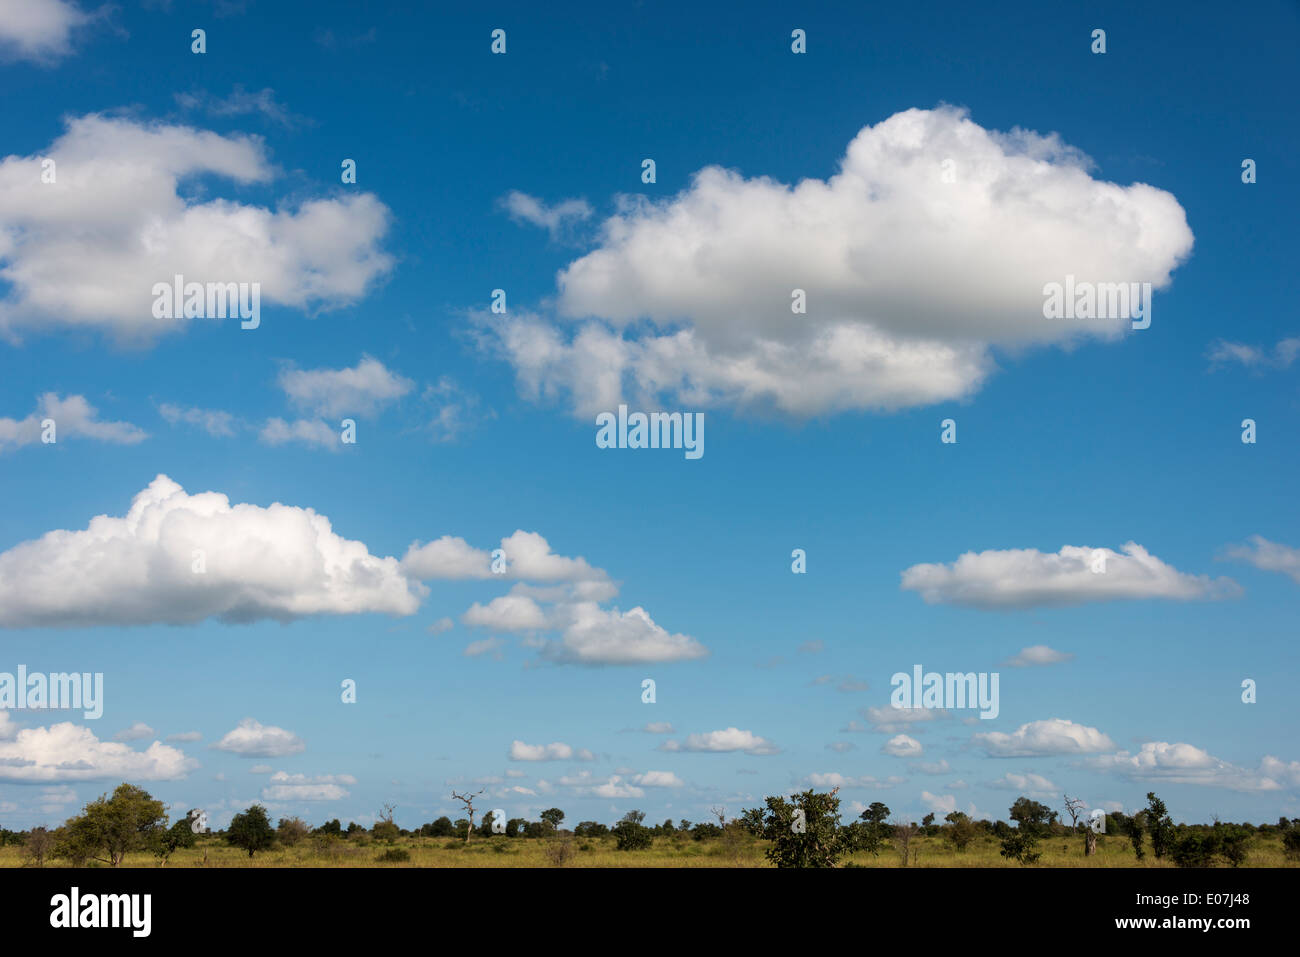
[761, 789, 846, 868]
[613, 810, 653, 851]
[692, 822, 723, 841]
[1170, 832, 1218, 868]
[376, 847, 410, 862]
[999, 830, 1042, 865]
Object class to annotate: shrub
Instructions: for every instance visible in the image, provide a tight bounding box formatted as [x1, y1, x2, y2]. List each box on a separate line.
[376, 847, 410, 863]
[999, 830, 1042, 865]
[761, 789, 847, 868]
[543, 838, 575, 866]
[277, 818, 310, 847]
[1170, 832, 1218, 868]
[613, 811, 653, 851]
[692, 822, 723, 841]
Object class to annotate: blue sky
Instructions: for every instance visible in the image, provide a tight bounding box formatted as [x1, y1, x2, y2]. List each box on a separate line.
[0, 0, 1297, 832]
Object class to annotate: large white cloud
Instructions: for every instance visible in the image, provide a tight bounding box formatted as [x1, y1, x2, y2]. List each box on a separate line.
[0, 475, 423, 627]
[0, 718, 196, 782]
[901, 542, 1240, 609]
[483, 106, 1193, 416]
[0, 0, 89, 63]
[0, 114, 392, 343]
[973, 718, 1115, 757]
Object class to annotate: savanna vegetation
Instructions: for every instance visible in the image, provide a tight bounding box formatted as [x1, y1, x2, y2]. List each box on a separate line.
[3, 782, 1297, 868]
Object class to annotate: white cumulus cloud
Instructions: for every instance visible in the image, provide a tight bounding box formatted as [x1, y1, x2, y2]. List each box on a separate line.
[0, 0, 90, 63]
[0, 719, 196, 782]
[261, 771, 355, 801]
[661, 727, 778, 755]
[901, 542, 1240, 609]
[1224, 536, 1300, 585]
[482, 106, 1192, 417]
[278, 355, 414, 418]
[0, 393, 146, 451]
[0, 114, 392, 344]
[0, 474, 424, 627]
[509, 740, 594, 762]
[973, 718, 1115, 757]
[211, 718, 305, 758]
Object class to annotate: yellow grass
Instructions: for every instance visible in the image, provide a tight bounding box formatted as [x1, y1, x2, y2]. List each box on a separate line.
[3, 833, 1295, 868]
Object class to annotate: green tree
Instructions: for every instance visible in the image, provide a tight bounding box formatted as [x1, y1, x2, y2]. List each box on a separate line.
[540, 808, 565, 831]
[1000, 797, 1052, 865]
[152, 817, 196, 866]
[737, 808, 765, 836]
[762, 789, 846, 868]
[1009, 797, 1056, 833]
[856, 801, 891, 855]
[943, 811, 977, 851]
[421, 816, 454, 837]
[56, 783, 168, 866]
[1144, 793, 1173, 860]
[1125, 810, 1146, 860]
[227, 805, 276, 858]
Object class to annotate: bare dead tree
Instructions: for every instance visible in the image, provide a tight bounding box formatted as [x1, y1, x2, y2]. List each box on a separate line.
[1063, 794, 1098, 856]
[451, 788, 485, 844]
[710, 805, 727, 827]
[892, 819, 917, 867]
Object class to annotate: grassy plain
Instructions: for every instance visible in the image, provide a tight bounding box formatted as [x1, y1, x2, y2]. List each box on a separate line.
[2, 832, 1294, 868]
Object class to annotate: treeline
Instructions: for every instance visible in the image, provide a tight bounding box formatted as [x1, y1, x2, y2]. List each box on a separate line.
[8, 782, 1300, 868]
